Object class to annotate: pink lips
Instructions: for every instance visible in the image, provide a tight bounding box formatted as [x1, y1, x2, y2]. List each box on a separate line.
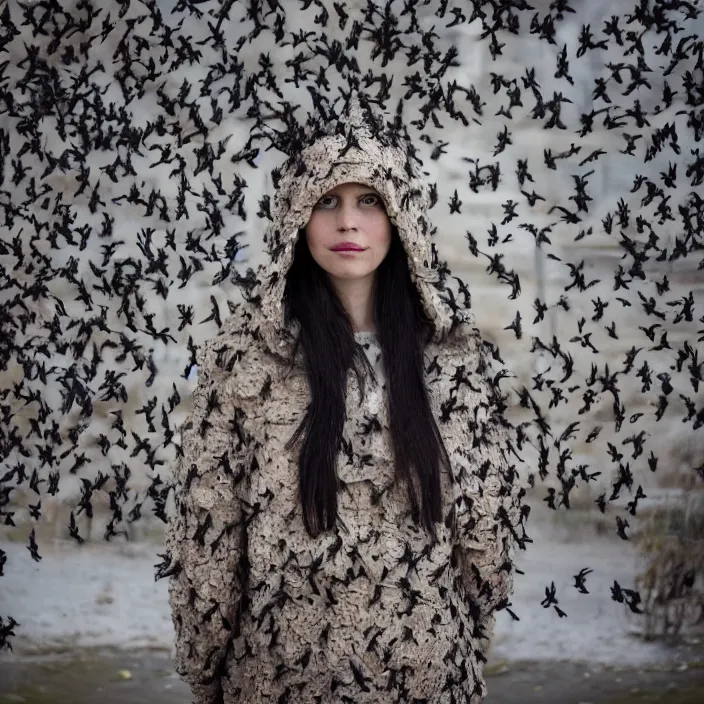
[331, 242, 366, 252]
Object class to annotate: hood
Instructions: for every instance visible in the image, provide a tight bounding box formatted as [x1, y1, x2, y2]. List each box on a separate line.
[249, 94, 475, 357]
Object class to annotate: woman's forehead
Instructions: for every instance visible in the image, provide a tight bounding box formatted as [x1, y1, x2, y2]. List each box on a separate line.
[324, 182, 378, 195]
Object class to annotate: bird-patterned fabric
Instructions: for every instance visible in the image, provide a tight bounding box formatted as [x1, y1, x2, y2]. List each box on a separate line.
[164, 98, 526, 703]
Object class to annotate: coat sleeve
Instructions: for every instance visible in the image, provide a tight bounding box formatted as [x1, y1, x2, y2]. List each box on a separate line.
[165, 336, 253, 704]
[450, 333, 525, 646]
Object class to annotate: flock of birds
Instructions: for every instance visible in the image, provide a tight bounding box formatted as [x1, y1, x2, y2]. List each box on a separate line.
[0, 0, 702, 650]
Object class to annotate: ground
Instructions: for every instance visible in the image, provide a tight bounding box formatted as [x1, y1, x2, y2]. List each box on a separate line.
[0, 649, 703, 704]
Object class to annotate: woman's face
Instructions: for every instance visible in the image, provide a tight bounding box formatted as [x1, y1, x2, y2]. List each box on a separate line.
[304, 182, 392, 282]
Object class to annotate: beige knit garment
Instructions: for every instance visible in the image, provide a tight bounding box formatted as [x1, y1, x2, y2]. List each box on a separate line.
[165, 96, 525, 704]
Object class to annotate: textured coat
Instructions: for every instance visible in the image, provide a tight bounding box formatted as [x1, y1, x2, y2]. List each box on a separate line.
[165, 98, 525, 703]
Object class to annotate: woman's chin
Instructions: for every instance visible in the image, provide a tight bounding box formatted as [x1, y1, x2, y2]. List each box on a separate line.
[327, 267, 374, 281]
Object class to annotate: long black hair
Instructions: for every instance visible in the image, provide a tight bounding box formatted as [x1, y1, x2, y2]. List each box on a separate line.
[282, 226, 452, 541]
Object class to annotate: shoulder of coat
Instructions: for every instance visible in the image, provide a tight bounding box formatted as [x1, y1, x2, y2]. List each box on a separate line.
[426, 322, 483, 371]
[194, 301, 280, 398]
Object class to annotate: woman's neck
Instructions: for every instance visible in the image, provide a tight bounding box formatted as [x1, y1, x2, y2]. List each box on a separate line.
[329, 273, 376, 333]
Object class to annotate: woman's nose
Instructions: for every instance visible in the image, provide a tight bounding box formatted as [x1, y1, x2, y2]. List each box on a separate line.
[336, 201, 359, 230]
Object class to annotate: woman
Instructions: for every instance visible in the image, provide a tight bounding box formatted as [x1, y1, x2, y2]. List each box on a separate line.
[164, 97, 525, 703]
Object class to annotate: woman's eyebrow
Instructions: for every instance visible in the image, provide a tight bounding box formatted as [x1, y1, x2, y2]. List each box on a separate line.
[326, 189, 379, 197]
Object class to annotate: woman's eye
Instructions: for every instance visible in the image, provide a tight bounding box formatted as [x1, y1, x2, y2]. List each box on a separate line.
[315, 194, 380, 208]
